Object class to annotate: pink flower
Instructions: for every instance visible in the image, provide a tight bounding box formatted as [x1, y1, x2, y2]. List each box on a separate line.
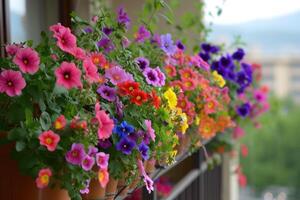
[49, 23, 65, 36]
[94, 103, 114, 139]
[35, 168, 52, 189]
[38, 130, 60, 152]
[55, 62, 82, 89]
[81, 155, 95, 171]
[96, 152, 109, 169]
[190, 55, 210, 70]
[50, 24, 77, 53]
[179, 67, 197, 80]
[238, 172, 247, 188]
[137, 159, 154, 193]
[204, 98, 219, 114]
[5, 44, 21, 56]
[182, 78, 197, 91]
[53, 115, 66, 130]
[98, 168, 109, 188]
[69, 47, 86, 60]
[233, 126, 245, 139]
[83, 58, 100, 83]
[0, 70, 26, 97]
[240, 144, 248, 157]
[164, 65, 177, 77]
[13, 47, 40, 74]
[145, 120, 155, 142]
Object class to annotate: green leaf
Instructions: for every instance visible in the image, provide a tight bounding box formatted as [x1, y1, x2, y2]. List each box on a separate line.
[25, 108, 33, 127]
[16, 141, 26, 151]
[8, 128, 26, 141]
[39, 112, 51, 131]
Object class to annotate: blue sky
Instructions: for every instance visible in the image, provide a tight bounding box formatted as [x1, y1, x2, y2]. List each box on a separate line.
[205, 0, 300, 25]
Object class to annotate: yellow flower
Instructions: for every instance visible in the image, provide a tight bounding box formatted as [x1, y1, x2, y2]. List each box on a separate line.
[195, 116, 200, 125]
[212, 71, 226, 88]
[163, 88, 177, 109]
[180, 112, 189, 134]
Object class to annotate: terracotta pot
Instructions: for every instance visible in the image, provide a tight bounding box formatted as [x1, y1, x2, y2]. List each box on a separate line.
[105, 178, 118, 200]
[176, 135, 190, 156]
[82, 179, 105, 200]
[127, 176, 140, 191]
[0, 133, 69, 200]
[144, 159, 156, 175]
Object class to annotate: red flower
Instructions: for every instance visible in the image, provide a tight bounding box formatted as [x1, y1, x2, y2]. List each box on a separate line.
[38, 130, 60, 152]
[117, 81, 139, 96]
[130, 90, 148, 106]
[53, 115, 66, 130]
[150, 90, 161, 109]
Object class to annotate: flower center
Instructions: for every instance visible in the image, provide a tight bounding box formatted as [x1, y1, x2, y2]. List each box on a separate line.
[123, 144, 127, 148]
[7, 81, 13, 87]
[46, 137, 53, 145]
[72, 150, 78, 157]
[64, 72, 70, 79]
[93, 57, 100, 64]
[40, 175, 49, 184]
[147, 72, 156, 81]
[23, 58, 28, 65]
[136, 96, 141, 100]
[129, 86, 133, 91]
[113, 75, 120, 80]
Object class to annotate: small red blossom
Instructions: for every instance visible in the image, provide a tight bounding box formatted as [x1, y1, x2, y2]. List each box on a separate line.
[38, 130, 60, 152]
[130, 90, 148, 106]
[117, 81, 139, 96]
[35, 168, 52, 189]
[53, 115, 66, 130]
[150, 90, 161, 109]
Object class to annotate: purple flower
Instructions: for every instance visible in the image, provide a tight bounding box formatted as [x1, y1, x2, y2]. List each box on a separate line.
[138, 143, 149, 160]
[143, 67, 160, 86]
[219, 54, 233, 69]
[144, 174, 154, 193]
[137, 130, 150, 145]
[84, 27, 93, 33]
[135, 26, 151, 43]
[98, 139, 112, 149]
[122, 37, 131, 48]
[114, 121, 135, 138]
[97, 37, 115, 53]
[241, 63, 252, 78]
[65, 143, 86, 165]
[96, 152, 109, 169]
[210, 45, 220, 54]
[135, 57, 149, 71]
[236, 71, 251, 87]
[176, 40, 185, 50]
[105, 66, 133, 85]
[154, 67, 166, 86]
[102, 27, 113, 35]
[201, 43, 211, 52]
[115, 96, 124, 119]
[116, 137, 135, 155]
[198, 52, 210, 62]
[81, 155, 95, 171]
[88, 146, 98, 156]
[80, 179, 90, 194]
[160, 34, 176, 55]
[97, 85, 116, 101]
[232, 48, 245, 61]
[117, 7, 130, 29]
[151, 34, 161, 46]
[237, 103, 251, 117]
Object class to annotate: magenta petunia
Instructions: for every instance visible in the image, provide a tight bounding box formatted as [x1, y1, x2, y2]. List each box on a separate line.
[65, 143, 86, 165]
[143, 67, 160, 87]
[135, 26, 151, 43]
[50, 23, 77, 53]
[154, 67, 166, 86]
[83, 58, 100, 84]
[94, 102, 114, 140]
[95, 152, 109, 169]
[5, 44, 21, 56]
[13, 47, 40, 74]
[69, 47, 86, 60]
[105, 66, 133, 85]
[0, 70, 26, 97]
[81, 155, 95, 171]
[55, 62, 82, 89]
[144, 119, 155, 142]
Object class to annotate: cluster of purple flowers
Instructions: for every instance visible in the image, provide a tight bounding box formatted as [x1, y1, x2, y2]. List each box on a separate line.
[114, 121, 150, 160]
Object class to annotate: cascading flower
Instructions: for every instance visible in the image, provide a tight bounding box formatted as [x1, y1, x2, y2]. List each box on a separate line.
[5, 44, 21, 56]
[134, 25, 151, 43]
[97, 85, 116, 102]
[105, 66, 133, 85]
[55, 62, 82, 89]
[53, 115, 66, 130]
[116, 137, 135, 155]
[143, 67, 160, 86]
[81, 155, 95, 171]
[50, 24, 77, 53]
[38, 130, 60, 152]
[96, 152, 109, 169]
[13, 47, 40, 74]
[144, 119, 155, 142]
[35, 168, 52, 189]
[130, 89, 148, 105]
[0, 69, 26, 97]
[65, 143, 86, 165]
[94, 102, 114, 139]
[83, 58, 100, 83]
[98, 168, 109, 188]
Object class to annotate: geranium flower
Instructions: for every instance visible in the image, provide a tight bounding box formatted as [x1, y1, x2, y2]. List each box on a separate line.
[0, 70, 26, 97]
[163, 88, 177, 109]
[117, 81, 139, 96]
[143, 67, 160, 86]
[90, 52, 106, 67]
[94, 103, 114, 139]
[65, 143, 86, 165]
[55, 62, 82, 89]
[35, 168, 52, 189]
[105, 66, 133, 85]
[53, 115, 66, 130]
[96, 152, 109, 169]
[97, 85, 116, 102]
[13, 47, 40, 74]
[114, 121, 135, 138]
[134, 25, 151, 43]
[38, 130, 60, 152]
[130, 90, 148, 105]
[138, 142, 149, 160]
[144, 119, 155, 142]
[116, 137, 135, 155]
[5, 44, 21, 56]
[81, 155, 95, 171]
[160, 33, 176, 55]
[134, 57, 149, 71]
[98, 168, 109, 188]
[164, 65, 177, 77]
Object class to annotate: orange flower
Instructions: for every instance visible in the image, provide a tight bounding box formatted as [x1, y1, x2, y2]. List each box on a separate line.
[35, 168, 52, 189]
[98, 168, 109, 188]
[90, 52, 106, 67]
[130, 90, 148, 106]
[216, 115, 235, 132]
[150, 90, 161, 109]
[117, 81, 139, 96]
[204, 98, 218, 114]
[199, 116, 216, 139]
[53, 115, 66, 130]
[164, 65, 177, 77]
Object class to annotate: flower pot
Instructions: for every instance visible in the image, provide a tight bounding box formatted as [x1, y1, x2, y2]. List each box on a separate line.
[127, 176, 140, 192]
[176, 134, 190, 156]
[82, 179, 105, 200]
[0, 133, 69, 200]
[105, 178, 118, 200]
[144, 159, 156, 175]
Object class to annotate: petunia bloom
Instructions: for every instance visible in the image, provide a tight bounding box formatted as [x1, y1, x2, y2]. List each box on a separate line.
[134, 26, 151, 43]
[35, 168, 52, 189]
[81, 155, 95, 171]
[114, 121, 135, 138]
[50, 24, 77, 53]
[53, 115, 66, 130]
[97, 85, 116, 102]
[143, 67, 160, 86]
[236, 103, 251, 117]
[0, 70, 26, 97]
[138, 142, 149, 160]
[135, 57, 149, 71]
[117, 7, 130, 29]
[98, 168, 109, 188]
[5, 44, 21, 56]
[144, 120, 155, 142]
[55, 62, 82, 89]
[105, 66, 133, 85]
[160, 34, 176, 55]
[65, 143, 86, 165]
[13, 47, 40, 74]
[83, 58, 100, 84]
[38, 130, 60, 152]
[94, 103, 114, 140]
[232, 48, 245, 61]
[87, 146, 98, 156]
[96, 152, 109, 169]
